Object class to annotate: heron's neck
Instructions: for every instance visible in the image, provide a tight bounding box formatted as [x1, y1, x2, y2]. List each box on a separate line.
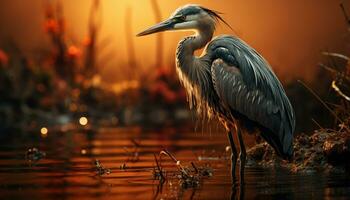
[176, 27, 214, 71]
[190, 28, 214, 50]
[175, 27, 219, 118]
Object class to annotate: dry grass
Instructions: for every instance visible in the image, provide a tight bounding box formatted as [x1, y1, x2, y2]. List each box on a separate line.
[152, 149, 213, 189]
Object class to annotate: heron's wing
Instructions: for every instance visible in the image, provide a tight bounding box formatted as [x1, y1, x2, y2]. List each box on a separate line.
[208, 35, 295, 157]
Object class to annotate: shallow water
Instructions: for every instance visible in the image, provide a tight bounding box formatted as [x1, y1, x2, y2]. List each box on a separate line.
[0, 127, 349, 200]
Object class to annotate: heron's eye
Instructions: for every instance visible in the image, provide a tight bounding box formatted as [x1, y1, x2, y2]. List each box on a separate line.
[174, 15, 186, 22]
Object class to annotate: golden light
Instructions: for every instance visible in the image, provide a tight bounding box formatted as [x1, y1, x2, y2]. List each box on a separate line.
[225, 146, 230, 152]
[40, 127, 48, 137]
[92, 75, 101, 87]
[111, 80, 140, 95]
[79, 117, 88, 126]
[81, 149, 87, 155]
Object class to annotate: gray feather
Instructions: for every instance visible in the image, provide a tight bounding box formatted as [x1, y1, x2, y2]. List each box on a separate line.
[174, 14, 295, 157]
[207, 36, 295, 155]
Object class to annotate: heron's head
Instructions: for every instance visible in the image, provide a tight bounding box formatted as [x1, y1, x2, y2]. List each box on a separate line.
[137, 4, 230, 36]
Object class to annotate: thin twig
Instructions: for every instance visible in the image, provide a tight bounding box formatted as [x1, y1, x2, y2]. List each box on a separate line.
[154, 153, 165, 180]
[160, 149, 178, 163]
[319, 63, 337, 73]
[191, 162, 199, 174]
[311, 118, 324, 130]
[131, 139, 140, 147]
[340, 2, 350, 26]
[322, 52, 350, 61]
[319, 63, 350, 81]
[332, 80, 350, 102]
[297, 80, 344, 124]
[160, 149, 189, 176]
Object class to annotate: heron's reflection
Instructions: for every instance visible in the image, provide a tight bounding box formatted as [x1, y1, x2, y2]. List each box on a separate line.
[231, 184, 245, 200]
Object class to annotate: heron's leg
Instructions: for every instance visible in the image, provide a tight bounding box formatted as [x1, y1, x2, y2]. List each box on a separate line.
[236, 128, 246, 185]
[227, 130, 237, 184]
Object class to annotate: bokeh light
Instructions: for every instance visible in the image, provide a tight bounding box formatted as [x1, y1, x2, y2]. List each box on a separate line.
[81, 149, 87, 155]
[40, 127, 48, 137]
[79, 117, 88, 126]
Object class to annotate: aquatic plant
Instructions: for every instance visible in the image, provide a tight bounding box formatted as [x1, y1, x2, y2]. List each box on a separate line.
[94, 159, 111, 176]
[25, 147, 46, 166]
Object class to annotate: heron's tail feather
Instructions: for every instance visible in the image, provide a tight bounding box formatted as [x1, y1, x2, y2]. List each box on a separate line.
[259, 127, 293, 160]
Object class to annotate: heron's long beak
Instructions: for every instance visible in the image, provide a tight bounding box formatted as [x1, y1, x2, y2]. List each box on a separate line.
[137, 18, 174, 36]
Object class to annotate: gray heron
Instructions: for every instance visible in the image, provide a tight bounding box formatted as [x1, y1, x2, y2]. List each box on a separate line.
[137, 4, 295, 185]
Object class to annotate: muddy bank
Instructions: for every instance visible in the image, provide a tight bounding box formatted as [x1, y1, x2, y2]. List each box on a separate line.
[247, 130, 350, 174]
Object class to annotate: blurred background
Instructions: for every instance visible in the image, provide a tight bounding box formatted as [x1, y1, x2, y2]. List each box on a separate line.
[0, 1, 350, 199]
[0, 0, 349, 138]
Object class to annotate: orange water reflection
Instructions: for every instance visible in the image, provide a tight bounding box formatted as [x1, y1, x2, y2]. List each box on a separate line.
[0, 127, 349, 199]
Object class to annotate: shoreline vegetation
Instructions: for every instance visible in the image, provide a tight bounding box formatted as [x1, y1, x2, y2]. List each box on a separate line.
[248, 2, 350, 173]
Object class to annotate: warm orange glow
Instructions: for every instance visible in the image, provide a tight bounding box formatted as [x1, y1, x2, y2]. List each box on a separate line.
[111, 80, 140, 95]
[0, 1, 347, 82]
[67, 45, 82, 59]
[82, 36, 92, 46]
[0, 49, 8, 66]
[92, 75, 101, 87]
[44, 19, 59, 34]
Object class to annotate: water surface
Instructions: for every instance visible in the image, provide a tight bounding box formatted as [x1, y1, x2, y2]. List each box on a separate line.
[0, 127, 349, 199]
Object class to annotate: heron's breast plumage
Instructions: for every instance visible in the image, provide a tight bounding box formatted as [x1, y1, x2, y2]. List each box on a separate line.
[175, 36, 224, 120]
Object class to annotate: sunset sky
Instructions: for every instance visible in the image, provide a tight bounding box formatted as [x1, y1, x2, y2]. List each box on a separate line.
[0, 0, 349, 82]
